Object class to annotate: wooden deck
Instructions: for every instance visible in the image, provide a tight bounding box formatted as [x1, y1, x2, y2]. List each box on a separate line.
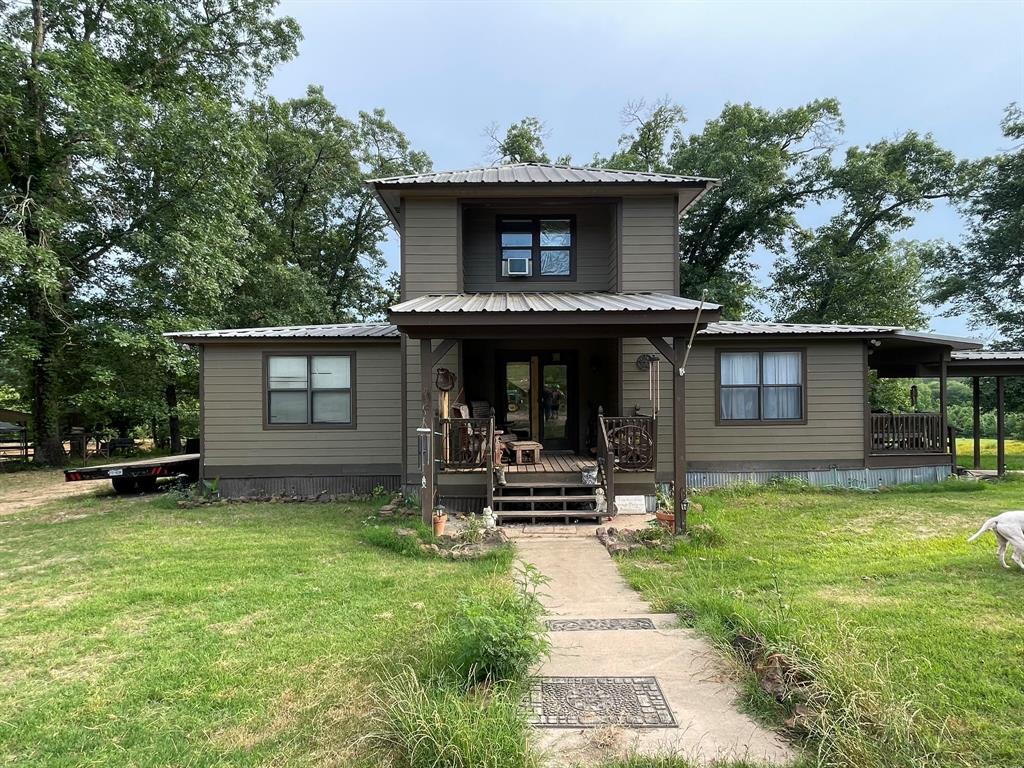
[442, 452, 597, 474]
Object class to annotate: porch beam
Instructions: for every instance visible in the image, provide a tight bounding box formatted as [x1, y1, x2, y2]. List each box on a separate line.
[420, 338, 435, 525]
[672, 335, 688, 533]
[432, 338, 457, 360]
[972, 376, 982, 470]
[996, 376, 1005, 477]
[645, 336, 675, 364]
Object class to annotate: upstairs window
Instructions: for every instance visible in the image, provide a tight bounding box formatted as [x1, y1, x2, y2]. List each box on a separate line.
[498, 216, 574, 279]
[718, 350, 804, 423]
[265, 354, 354, 428]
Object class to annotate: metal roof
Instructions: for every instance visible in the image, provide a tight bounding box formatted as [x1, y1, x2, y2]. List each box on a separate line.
[951, 350, 1024, 361]
[389, 292, 720, 314]
[700, 322, 981, 349]
[368, 162, 718, 187]
[700, 321, 900, 336]
[165, 323, 398, 342]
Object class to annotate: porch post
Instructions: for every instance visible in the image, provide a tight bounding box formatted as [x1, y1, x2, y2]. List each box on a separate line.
[672, 336, 687, 533]
[939, 354, 948, 455]
[972, 376, 982, 470]
[996, 376, 1006, 477]
[420, 338, 435, 525]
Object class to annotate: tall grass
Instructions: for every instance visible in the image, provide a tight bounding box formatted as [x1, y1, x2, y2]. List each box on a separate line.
[365, 667, 539, 768]
[362, 564, 549, 767]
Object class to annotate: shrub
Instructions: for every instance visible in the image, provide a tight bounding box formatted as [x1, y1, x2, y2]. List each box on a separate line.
[366, 666, 539, 768]
[438, 564, 549, 685]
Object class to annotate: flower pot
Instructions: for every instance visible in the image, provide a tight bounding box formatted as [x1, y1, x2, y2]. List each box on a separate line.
[655, 510, 676, 533]
[432, 513, 447, 537]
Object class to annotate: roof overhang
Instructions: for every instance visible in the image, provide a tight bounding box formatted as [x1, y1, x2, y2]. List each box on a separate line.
[389, 291, 721, 340]
[164, 324, 400, 345]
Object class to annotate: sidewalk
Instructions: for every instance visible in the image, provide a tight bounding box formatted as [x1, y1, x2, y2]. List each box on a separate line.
[516, 536, 795, 767]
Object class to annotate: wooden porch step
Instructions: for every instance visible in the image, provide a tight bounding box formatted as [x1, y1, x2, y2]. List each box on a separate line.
[496, 482, 597, 490]
[495, 510, 602, 519]
[493, 494, 597, 505]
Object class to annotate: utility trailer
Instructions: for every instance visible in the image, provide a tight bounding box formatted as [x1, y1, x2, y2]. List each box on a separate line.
[64, 453, 200, 494]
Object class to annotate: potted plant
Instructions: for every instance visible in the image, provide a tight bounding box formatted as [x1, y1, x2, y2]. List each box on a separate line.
[654, 487, 675, 533]
[432, 505, 448, 536]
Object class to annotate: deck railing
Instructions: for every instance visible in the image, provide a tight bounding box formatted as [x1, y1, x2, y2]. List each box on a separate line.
[439, 417, 494, 469]
[601, 414, 657, 471]
[869, 412, 946, 453]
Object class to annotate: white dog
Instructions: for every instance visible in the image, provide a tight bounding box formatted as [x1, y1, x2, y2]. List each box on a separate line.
[968, 511, 1024, 569]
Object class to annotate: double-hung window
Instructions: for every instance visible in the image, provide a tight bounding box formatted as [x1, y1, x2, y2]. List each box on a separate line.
[266, 354, 353, 427]
[498, 216, 574, 278]
[718, 350, 804, 423]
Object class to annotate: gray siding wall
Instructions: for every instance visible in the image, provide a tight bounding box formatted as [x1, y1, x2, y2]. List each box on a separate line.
[621, 338, 675, 479]
[402, 196, 461, 484]
[202, 342, 402, 474]
[619, 196, 677, 293]
[684, 341, 866, 464]
[461, 203, 615, 292]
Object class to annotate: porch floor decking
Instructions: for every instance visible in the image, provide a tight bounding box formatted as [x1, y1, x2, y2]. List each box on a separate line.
[441, 452, 597, 474]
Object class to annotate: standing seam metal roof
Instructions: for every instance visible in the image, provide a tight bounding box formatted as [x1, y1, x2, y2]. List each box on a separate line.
[164, 323, 398, 340]
[368, 162, 718, 186]
[389, 292, 719, 314]
[699, 321, 901, 336]
[951, 350, 1024, 361]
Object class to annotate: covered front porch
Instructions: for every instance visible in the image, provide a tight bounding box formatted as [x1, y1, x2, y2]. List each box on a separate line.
[389, 291, 721, 527]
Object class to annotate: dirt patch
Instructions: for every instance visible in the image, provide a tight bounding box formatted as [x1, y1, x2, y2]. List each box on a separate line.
[0, 471, 102, 517]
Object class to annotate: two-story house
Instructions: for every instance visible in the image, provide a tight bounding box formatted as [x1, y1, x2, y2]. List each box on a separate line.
[169, 162, 991, 526]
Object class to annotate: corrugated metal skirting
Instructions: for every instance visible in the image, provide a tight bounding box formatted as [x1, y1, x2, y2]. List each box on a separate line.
[219, 475, 400, 499]
[687, 465, 953, 491]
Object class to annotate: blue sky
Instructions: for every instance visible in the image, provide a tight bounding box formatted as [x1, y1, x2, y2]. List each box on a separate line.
[270, 0, 1024, 340]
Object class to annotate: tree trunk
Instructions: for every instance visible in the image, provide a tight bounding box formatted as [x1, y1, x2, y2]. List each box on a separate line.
[165, 381, 182, 454]
[31, 336, 65, 465]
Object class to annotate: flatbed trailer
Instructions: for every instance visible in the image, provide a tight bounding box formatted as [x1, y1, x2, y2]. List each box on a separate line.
[64, 453, 200, 494]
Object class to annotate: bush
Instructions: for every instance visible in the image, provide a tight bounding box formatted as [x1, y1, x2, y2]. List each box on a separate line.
[438, 563, 549, 685]
[366, 666, 539, 768]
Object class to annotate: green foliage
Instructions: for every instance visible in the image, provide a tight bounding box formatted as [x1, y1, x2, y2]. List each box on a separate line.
[770, 130, 969, 325]
[869, 375, 938, 413]
[367, 667, 539, 768]
[0, 3, 427, 462]
[928, 103, 1024, 345]
[462, 513, 485, 544]
[438, 563, 550, 685]
[669, 99, 843, 318]
[486, 116, 552, 163]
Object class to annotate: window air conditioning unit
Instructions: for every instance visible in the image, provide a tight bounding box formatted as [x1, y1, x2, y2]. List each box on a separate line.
[504, 256, 532, 277]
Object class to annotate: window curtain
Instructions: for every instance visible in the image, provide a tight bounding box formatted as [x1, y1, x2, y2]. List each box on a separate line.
[763, 351, 801, 384]
[721, 352, 759, 385]
[720, 352, 760, 419]
[763, 351, 802, 419]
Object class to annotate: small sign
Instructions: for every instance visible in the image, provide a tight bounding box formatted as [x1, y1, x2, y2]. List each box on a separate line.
[108, 469, 123, 477]
[614, 495, 647, 515]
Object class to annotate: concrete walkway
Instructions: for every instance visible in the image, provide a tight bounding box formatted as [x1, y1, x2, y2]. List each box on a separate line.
[516, 536, 795, 767]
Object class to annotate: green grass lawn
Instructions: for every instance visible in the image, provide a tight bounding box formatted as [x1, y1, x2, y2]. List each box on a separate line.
[0, 489, 510, 767]
[618, 477, 1024, 768]
[956, 437, 1024, 471]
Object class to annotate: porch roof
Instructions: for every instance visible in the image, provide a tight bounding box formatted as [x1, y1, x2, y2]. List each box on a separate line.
[389, 291, 720, 338]
[943, 349, 1024, 378]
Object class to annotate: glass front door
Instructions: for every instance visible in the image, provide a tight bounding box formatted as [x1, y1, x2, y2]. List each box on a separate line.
[500, 352, 575, 451]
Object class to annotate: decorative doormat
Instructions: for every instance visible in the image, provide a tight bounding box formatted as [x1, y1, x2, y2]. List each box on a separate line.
[526, 676, 677, 728]
[545, 617, 657, 631]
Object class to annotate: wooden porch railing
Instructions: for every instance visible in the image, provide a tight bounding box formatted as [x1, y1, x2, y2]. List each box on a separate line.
[438, 414, 496, 511]
[597, 408, 658, 518]
[869, 412, 946, 453]
[602, 415, 657, 471]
